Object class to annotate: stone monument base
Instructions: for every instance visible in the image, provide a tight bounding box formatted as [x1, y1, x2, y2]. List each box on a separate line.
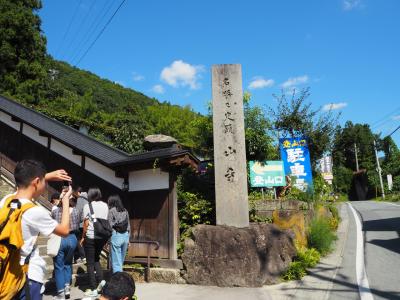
[182, 223, 296, 287]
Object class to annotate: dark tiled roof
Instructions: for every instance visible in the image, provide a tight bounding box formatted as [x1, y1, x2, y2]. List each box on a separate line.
[0, 95, 198, 166]
[110, 147, 200, 167]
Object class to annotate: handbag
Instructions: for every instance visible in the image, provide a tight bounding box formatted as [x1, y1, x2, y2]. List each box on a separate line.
[89, 202, 112, 240]
[113, 210, 129, 233]
[47, 233, 61, 257]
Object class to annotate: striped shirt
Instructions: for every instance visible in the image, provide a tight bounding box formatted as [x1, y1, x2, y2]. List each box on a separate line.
[51, 206, 80, 232]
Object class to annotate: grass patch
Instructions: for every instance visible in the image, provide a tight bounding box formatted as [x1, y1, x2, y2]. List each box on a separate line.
[308, 218, 337, 255]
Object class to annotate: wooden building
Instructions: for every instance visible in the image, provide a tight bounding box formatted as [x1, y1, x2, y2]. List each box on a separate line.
[0, 95, 199, 267]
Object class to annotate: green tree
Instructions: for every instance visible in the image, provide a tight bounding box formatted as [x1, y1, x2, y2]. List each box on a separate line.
[382, 136, 400, 192]
[145, 103, 204, 149]
[195, 94, 277, 161]
[332, 121, 381, 196]
[269, 88, 338, 170]
[0, 0, 47, 103]
[243, 92, 277, 161]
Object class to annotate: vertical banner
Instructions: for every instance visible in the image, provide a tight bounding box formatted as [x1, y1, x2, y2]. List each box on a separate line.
[280, 136, 313, 192]
[317, 155, 333, 184]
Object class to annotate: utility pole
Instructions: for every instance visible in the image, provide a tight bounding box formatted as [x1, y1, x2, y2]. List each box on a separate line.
[373, 140, 385, 200]
[354, 143, 359, 172]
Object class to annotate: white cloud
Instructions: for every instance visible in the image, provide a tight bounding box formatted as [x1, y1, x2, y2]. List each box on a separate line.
[151, 84, 165, 94]
[392, 115, 400, 121]
[281, 75, 309, 89]
[161, 60, 204, 89]
[322, 102, 348, 111]
[248, 77, 274, 89]
[343, 0, 362, 11]
[132, 72, 144, 82]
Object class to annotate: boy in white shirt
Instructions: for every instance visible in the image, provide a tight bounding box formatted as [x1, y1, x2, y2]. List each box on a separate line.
[0, 160, 73, 300]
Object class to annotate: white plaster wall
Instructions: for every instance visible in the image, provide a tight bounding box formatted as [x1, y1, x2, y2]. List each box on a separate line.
[0, 111, 20, 131]
[85, 157, 124, 188]
[50, 139, 81, 166]
[129, 168, 169, 192]
[22, 124, 48, 147]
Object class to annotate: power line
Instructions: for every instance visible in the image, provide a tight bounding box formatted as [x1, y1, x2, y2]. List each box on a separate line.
[61, 0, 97, 61]
[371, 106, 400, 129]
[55, 0, 82, 58]
[387, 125, 400, 137]
[75, 0, 127, 66]
[69, 0, 115, 65]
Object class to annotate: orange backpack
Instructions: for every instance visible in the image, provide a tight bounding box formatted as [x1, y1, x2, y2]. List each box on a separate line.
[0, 195, 36, 300]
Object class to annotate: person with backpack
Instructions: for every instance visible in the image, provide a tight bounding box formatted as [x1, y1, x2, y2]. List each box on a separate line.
[0, 160, 73, 300]
[51, 194, 80, 299]
[108, 195, 131, 273]
[80, 187, 111, 297]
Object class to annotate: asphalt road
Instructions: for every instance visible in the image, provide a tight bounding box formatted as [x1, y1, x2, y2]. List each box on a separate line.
[330, 201, 400, 300]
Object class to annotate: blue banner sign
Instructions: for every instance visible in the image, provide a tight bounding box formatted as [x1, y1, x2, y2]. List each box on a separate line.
[279, 136, 313, 192]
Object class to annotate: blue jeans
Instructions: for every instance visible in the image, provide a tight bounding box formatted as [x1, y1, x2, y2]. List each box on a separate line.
[53, 233, 77, 293]
[110, 231, 129, 273]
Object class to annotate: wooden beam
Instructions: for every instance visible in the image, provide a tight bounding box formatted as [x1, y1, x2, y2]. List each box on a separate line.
[168, 172, 178, 260]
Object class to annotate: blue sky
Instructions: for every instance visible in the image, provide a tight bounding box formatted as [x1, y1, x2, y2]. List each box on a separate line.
[39, 0, 400, 145]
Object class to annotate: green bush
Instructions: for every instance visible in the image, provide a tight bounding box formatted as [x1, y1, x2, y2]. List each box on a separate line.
[282, 248, 321, 281]
[283, 186, 311, 202]
[282, 261, 307, 281]
[297, 248, 320, 268]
[308, 218, 337, 255]
[177, 191, 214, 257]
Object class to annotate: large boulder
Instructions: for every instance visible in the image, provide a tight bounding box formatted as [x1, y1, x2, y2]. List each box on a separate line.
[182, 223, 296, 287]
[144, 134, 178, 150]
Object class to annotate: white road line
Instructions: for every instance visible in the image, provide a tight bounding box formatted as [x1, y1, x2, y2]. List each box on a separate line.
[347, 203, 374, 300]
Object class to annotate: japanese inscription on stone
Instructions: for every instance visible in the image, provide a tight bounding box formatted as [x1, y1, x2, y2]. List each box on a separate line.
[212, 64, 249, 228]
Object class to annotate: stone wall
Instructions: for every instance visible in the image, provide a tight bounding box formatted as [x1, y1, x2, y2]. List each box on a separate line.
[250, 199, 310, 218]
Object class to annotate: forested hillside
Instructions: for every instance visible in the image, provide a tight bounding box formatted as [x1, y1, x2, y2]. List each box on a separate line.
[0, 0, 204, 154]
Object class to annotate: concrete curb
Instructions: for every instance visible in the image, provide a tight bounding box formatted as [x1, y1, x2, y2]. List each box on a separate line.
[263, 203, 350, 299]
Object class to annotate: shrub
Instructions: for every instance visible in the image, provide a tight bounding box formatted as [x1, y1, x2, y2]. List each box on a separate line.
[177, 191, 214, 257]
[282, 261, 307, 281]
[308, 218, 337, 255]
[297, 248, 320, 268]
[282, 248, 321, 281]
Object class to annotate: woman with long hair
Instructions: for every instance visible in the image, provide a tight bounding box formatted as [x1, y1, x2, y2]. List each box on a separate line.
[80, 187, 109, 297]
[108, 195, 130, 273]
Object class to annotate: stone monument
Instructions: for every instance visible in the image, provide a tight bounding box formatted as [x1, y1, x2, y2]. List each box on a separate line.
[181, 65, 296, 287]
[212, 64, 249, 228]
